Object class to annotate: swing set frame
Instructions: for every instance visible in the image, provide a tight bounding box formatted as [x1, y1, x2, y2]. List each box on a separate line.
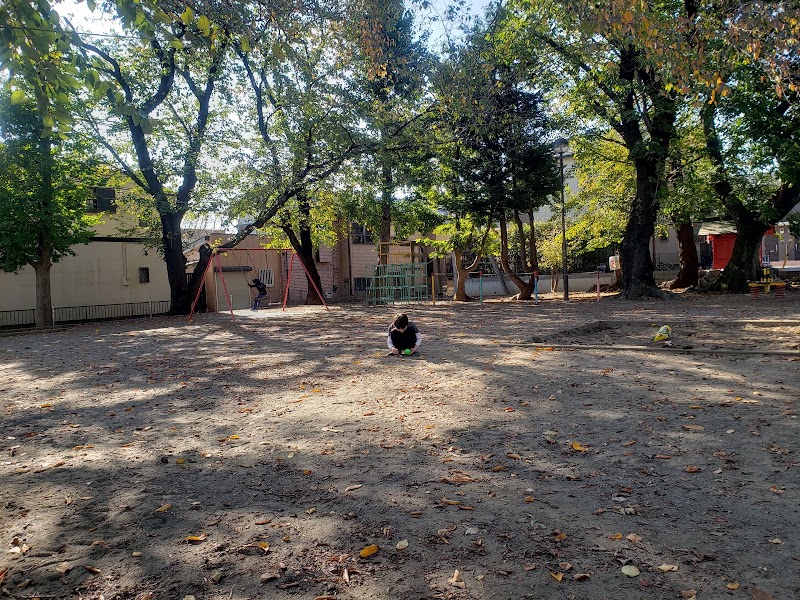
[188, 248, 329, 322]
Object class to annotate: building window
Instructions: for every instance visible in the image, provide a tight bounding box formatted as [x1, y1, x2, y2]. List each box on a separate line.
[138, 267, 150, 283]
[353, 277, 371, 291]
[352, 223, 373, 244]
[88, 187, 117, 213]
[258, 268, 274, 287]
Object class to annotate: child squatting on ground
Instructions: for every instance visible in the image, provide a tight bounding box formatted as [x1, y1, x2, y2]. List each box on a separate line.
[387, 313, 422, 356]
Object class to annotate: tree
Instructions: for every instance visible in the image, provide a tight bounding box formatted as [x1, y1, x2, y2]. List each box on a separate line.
[0, 91, 99, 327]
[73, 1, 233, 313]
[700, 67, 800, 292]
[347, 0, 433, 257]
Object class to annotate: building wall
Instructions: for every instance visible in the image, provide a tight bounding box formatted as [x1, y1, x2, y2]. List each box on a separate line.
[0, 211, 169, 312]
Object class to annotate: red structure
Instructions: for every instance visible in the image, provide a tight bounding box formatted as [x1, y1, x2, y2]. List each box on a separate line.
[710, 233, 737, 270]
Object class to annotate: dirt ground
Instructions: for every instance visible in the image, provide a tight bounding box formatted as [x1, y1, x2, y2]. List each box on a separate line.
[1, 290, 798, 600]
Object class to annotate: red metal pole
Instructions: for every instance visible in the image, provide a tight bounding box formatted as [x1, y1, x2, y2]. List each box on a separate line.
[282, 253, 294, 311]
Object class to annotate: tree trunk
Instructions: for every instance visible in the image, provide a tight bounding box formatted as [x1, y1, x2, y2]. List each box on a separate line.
[162, 212, 190, 314]
[666, 220, 699, 289]
[620, 158, 672, 299]
[31, 246, 53, 328]
[499, 213, 535, 300]
[712, 218, 767, 293]
[282, 195, 325, 305]
[452, 249, 476, 302]
[379, 160, 392, 264]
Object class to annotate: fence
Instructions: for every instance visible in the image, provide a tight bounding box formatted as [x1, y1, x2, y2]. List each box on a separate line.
[0, 300, 170, 329]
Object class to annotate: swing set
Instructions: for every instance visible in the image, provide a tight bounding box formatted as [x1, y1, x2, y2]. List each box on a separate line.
[188, 247, 329, 322]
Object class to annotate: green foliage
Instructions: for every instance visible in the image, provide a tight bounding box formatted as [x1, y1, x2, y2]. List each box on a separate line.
[0, 91, 100, 272]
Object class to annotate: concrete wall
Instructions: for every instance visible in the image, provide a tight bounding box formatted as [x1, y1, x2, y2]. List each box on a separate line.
[0, 209, 169, 311]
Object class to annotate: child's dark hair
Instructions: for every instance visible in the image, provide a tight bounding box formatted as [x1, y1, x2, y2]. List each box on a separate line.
[252, 278, 260, 283]
[393, 313, 409, 329]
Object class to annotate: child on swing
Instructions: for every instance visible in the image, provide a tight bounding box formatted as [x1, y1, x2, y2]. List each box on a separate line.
[387, 313, 422, 356]
[248, 278, 268, 310]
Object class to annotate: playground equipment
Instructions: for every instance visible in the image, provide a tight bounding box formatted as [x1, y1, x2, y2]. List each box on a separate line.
[364, 242, 430, 306]
[188, 248, 329, 321]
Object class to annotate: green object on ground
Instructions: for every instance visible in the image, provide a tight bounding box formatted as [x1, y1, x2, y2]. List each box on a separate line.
[403, 348, 411, 355]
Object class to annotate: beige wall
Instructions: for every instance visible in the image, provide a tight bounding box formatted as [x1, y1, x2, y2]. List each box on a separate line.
[0, 239, 169, 311]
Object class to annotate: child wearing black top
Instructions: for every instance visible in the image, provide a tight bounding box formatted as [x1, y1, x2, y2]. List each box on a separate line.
[387, 313, 422, 356]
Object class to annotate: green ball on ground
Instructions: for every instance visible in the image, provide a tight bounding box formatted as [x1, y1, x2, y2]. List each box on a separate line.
[403, 348, 412, 355]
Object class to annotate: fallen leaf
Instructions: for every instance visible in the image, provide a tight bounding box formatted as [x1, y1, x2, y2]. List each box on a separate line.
[769, 538, 783, 544]
[657, 564, 679, 572]
[621, 565, 640, 577]
[155, 504, 172, 513]
[84, 566, 101, 575]
[175, 458, 186, 464]
[440, 498, 460, 505]
[358, 544, 378, 558]
[524, 496, 536, 503]
[506, 453, 521, 459]
[571, 442, 588, 452]
[682, 425, 705, 431]
[55, 562, 72, 574]
[344, 484, 363, 493]
[257, 541, 270, 550]
[622, 440, 637, 446]
[550, 572, 563, 582]
[396, 540, 409, 550]
[573, 573, 590, 581]
[457, 505, 475, 510]
[559, 562, 572, 570]
[681, 590, 697, 599]
[686, 466, 702, 473]
[186, 534, 207, 543]
[553, 532, 567, 542]
[626, 533, 642, 544]
[726, 582, 740, 590]
[131, 551, 143, 557]
[769, 485, 785, 495]
[448, 569, 465, 588]
[751, 588, 775, 600]
[491, 465, 507, 472]
[608, 533, 623, 540]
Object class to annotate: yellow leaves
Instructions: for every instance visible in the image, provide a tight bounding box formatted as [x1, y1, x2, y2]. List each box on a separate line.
[175, 458, 186, 465]
[553, 531, 567, 542]
[550, 572, 564, 581]
[197, 15, 211, 37]
[186, 534, 206, 543]
[180, 6, 194, 25]
[440, 497, 460, 506]
[571, 442, 588, 452]
[621, 564, 640, 577]
[155, 504, 172, 513]
[608, 533, 623, 540]
[726, 582, 740, 590]
[657, 564, 679, 572]
[358, 544, 378, 558]
[622, 10, 635, 24]
[524, 496, 536, 503]
[506, 452, 521, 460]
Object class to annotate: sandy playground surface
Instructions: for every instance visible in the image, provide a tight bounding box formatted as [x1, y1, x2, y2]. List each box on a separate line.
[1, 290, 798, 600]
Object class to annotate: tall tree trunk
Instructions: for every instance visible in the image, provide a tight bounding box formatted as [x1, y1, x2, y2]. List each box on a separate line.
[666, 220, 699, 289]
[31, 246, 53, 328]
[452, 249, 475, 302]
[379, 159, 392, 264]
[499, 213, 535, 300]
[715, 218, 767, 292]
[163, 212, 190, 314]
[282, 195, 325, 305]
[31, 134, 55, 327]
